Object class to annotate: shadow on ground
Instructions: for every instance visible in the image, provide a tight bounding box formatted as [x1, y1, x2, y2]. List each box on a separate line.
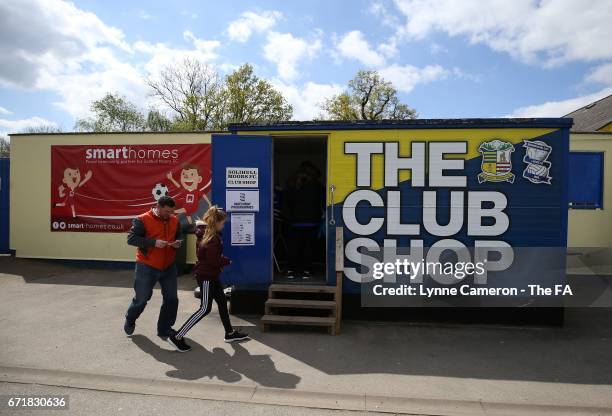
[3, 257, 612, 387]
[239, 306, 612, 386]
[0, 257, 197, 290]
[130, 335, 300, 388]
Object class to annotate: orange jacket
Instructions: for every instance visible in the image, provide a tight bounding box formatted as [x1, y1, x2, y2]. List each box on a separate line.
[127, 209, 181, 271]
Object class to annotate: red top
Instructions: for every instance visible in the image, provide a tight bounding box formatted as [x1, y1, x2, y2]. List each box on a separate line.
[182, 188, 203, 215]
[193, 231, 230, 282]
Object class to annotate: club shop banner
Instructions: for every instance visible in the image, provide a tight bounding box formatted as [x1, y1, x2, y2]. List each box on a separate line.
[51, 144, 211, 232]
[326, 126, 570, 304]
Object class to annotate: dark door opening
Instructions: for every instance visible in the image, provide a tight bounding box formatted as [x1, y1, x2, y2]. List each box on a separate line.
[273, 136, 327, 283]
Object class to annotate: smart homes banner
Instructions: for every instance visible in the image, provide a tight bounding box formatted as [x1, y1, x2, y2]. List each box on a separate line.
[50, 144, 211, 232]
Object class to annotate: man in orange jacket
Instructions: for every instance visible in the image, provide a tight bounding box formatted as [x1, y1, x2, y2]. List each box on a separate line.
[124, 196, 183, 339]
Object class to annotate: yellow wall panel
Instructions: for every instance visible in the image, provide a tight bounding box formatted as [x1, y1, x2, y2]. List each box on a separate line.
[568, 133, 612, 247]
[327, 128, 556, 203]
[10, 133, 211, 263]
[597, 122, 612, 132]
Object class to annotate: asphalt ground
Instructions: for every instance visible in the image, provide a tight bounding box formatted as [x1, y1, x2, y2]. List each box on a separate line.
[1, 257, 611, 415]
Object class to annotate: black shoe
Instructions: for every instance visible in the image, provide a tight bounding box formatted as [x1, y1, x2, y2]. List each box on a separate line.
[301, 270, 312, 280]
[167, 334, 191, 352]
[224, 330, 249, 343]
[157, 328, 176, 340]
[124, 319, 135, 336]
[285, 270, 296, 279]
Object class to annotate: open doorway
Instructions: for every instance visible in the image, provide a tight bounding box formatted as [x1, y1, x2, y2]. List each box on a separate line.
[273, 136, 327, 283]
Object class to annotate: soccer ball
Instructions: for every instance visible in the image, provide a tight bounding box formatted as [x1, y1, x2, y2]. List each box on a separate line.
[152, 183, 169, 201]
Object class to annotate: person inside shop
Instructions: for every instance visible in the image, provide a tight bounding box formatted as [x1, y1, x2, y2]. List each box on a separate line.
[282, 161, 325, 280]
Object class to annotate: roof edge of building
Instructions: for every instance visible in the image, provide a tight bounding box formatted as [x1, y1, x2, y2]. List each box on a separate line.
[571, 130, 612, 135]
[229, 118, 573, 131]
[563, 93, 612, 117]
[8, 130, 226, 137]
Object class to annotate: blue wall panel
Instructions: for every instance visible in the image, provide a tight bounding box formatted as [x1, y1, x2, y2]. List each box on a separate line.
[212, 134, 272, 290]
[326, 128, 570, 295]
[0, 158, 9, 253]
[568, 152, 603, 209]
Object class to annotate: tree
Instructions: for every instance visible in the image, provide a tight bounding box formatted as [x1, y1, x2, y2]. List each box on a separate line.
[147, 58, 223, 131]
[75, 93, 145, 132]
[22, 125, 62, 133]
[147, 60, 293, 129]
[222, 64, 293, 125]
[321, 70, 417, 121]
[0, 136, 9, 157]
[145, 109, 172, 132]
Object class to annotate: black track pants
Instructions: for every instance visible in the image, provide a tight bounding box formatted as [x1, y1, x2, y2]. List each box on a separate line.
[175, 279, 233, 338]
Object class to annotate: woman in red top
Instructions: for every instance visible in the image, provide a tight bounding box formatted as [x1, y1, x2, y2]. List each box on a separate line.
[168, 206, 249, 352]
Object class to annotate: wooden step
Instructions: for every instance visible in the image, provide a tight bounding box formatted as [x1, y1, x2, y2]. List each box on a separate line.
[269, 283, 337, 294]
[261, 314, 336, 326]
[266, 298, 336, 309]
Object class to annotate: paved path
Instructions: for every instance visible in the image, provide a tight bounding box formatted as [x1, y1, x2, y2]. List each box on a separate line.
[1, 382, 393, 416]
[1, 258, 612, 415]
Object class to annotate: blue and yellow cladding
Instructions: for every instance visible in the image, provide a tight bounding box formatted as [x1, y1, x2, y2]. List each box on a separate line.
[232, 120, 571, 292]
[327, 128, 556, 204]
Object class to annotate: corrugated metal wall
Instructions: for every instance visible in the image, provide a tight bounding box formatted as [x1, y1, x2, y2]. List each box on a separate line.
[0, 158, 9, 253]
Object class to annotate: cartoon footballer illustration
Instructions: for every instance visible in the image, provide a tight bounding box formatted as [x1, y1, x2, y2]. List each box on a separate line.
[167, 164, 211, 224]
[54, 167, 93, 218]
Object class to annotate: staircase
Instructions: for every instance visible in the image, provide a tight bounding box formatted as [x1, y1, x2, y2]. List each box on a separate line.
[262, 283, 341, 334]
[261, 228, 344, 335]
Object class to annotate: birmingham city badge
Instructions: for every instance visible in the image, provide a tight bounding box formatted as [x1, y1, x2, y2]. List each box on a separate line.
[522, 140, 552, 184]
[477, 139, 515, 183]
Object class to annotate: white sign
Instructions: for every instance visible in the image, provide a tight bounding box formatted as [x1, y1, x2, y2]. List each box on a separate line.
[226, 190, 259, 212]
[226, 167, 258, 188]
[231, 213, 255, 246]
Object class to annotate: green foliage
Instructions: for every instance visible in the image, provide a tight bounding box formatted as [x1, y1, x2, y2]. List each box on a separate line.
[75, 93, 145, 132]
[147, 58, 224, 131]
[148, 60, 292, 130]
[222, 64, 293, 125]
[145, 109, 172, 132]
[76, 60, 294, 133]
[0, 136, 9, 157]
[321, 70, 417, 121]
[320, 92, 358, 120]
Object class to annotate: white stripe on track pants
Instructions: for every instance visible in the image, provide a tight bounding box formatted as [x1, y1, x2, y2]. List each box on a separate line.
[176, 279, 233, 339]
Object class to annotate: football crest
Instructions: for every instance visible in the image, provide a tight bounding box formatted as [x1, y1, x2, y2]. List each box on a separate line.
[522, 140, 552, 184]
[477, 140, 515, 183]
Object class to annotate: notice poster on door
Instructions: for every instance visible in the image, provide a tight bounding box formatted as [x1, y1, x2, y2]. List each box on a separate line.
[50, 144, 211, 232]
[226, 167, 258, 188]
[226, 190, 259, 212]
[231, 213, 255, 245]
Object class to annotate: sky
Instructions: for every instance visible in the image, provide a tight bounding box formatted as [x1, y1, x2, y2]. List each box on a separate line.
[1, 0, 612, 136]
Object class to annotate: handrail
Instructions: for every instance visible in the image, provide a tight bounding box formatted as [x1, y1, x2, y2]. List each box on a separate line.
[334, 227, 344, 334]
